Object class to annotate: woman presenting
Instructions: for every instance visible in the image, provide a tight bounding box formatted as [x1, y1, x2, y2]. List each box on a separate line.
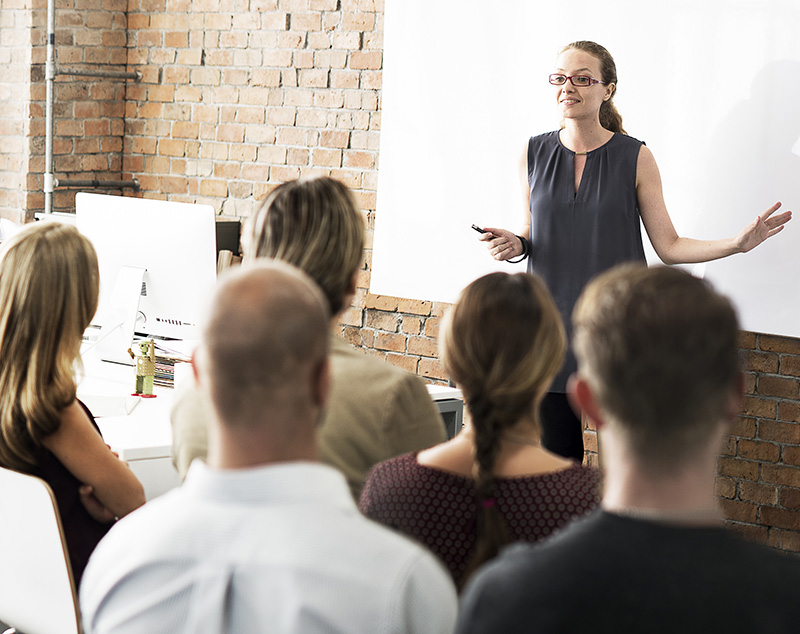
[479, 40, 791, 461]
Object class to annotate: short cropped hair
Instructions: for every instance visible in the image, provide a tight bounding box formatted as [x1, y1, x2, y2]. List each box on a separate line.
[201, 261, 330, 430]
[243, 177, 365, 316]
[572, 264, 740, 472]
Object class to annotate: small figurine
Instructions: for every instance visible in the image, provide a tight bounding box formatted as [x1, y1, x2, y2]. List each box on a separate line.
[128, 339, 157, 398]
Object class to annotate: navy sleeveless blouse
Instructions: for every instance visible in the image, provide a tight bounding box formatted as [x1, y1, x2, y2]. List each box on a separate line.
[527, 131, 646, 391]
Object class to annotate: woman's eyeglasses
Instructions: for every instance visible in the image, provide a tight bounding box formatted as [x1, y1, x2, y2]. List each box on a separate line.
[549, 74, 607, 87]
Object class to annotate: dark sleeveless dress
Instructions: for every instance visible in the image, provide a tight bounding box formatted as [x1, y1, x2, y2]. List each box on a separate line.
[23, 401, 113, 586]
[528, 131, 646, 392]
[527, 131, 646, 460]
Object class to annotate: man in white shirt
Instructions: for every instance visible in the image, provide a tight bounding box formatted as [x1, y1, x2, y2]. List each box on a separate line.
[80, 262, 457, 634]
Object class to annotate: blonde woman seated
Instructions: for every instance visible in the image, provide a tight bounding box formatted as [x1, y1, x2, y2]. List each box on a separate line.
[360, 272, 600, 587]
[0, 223, 144, 584]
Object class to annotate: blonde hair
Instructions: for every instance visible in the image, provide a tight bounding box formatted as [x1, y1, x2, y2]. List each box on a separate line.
[441, 272, 566, 586]
[0, 222, 99, 471]
[560, 40, 626, 135]
[572, 264, 740, 474]
[243, 177, 365, 316]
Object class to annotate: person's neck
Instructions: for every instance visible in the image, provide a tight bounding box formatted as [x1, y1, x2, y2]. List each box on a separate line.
[560, 119, 614, 154]
[207, 423, 319, 470]
[600, 431, 722, 526]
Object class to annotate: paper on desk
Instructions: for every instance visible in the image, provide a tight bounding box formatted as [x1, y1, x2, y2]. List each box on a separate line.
[78, 394, 140, 418]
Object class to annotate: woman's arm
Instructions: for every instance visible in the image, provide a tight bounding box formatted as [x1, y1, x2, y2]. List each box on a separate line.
[42, 401, 145, 518]
[637, 145, 791, 265]
[479, 148, 532, 261]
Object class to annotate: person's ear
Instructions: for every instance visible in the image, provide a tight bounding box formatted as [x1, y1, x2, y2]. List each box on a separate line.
[604, 83, 615, 101]
[567, 373, 605, 430]
[723, 371, 745, 427]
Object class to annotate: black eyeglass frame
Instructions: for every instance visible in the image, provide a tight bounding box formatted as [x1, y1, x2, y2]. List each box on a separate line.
[549, 73, 607, 87]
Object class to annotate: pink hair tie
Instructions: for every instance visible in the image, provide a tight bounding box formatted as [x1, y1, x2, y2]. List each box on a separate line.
[481, 498, 497, 509]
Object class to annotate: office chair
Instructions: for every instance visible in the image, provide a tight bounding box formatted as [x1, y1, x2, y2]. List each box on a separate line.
[0, 466, 81, 634]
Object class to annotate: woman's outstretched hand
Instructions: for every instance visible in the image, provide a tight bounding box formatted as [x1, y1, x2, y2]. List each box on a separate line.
[477, 227, 523, 261]
[735, 202, 792, 253]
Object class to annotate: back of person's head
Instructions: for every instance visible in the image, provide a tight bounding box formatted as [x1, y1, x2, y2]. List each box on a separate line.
[243, 176, 365, 317]
[198, 261, 330, 446]
[0, 222, 99, 471]
[441, 271, 565, 585]
[572, 264, 740, 474]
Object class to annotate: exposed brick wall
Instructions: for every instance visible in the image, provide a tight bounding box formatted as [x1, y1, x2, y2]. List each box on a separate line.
[717, 332, 800, 551]
[7, 0, 800, 549]
[0, 0, 33, 222]
[23, 0, 129, 216]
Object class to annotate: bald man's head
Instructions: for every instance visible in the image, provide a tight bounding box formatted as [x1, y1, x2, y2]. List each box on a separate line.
[197, 261, 330, 446]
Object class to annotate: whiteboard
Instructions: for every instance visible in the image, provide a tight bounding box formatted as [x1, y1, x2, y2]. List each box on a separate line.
[372, 0, 800, 338]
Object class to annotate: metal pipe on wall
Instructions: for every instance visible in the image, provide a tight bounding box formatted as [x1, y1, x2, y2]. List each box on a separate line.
[44, 0, 55, 214]
[42, 0, 141, 214]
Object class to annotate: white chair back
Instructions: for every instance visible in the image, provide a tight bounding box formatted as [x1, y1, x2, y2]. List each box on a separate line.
[0, 466, 81, 634]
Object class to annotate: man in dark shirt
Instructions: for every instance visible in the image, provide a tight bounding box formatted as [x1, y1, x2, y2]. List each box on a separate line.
[457, 264, 800, 634]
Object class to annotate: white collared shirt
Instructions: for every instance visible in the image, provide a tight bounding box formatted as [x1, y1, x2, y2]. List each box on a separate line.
[80, 461, 457, 634]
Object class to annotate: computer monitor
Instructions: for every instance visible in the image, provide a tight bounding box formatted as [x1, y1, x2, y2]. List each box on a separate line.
[76, 193, 217, 362]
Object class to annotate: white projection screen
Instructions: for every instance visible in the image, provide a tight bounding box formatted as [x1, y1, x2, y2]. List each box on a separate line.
[371, 0, 800, 338]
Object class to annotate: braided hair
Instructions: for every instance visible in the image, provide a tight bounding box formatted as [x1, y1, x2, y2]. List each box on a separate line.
[440, 272, 566, 587]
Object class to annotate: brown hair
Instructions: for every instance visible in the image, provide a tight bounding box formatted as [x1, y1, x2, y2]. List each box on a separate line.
[441, 272, 565, 586]
[243, 176, 365, 317]
[561, 40, 626, 135]
[0, 222, 99, 471]
[572, 264, 740, 474]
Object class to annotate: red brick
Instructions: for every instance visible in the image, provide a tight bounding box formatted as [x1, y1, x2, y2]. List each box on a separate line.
[199, 179, 228, 197]
[774, 530, 800, 552]
[397, 298, 432, 316]
[350, 50, 382, 70]
[365, 294, 398, 311]
[757, 376, 799, 399]
[401, 316, 422, 336]
[374, 332, 406, 353]
[760, 334, 800, 355]
[365, 310, 398, 332]
[759, 420, 799, 443]
[418, 357, 447, 381]
[738, 481, 778, 505]
[172, 121, 199, 139]
[320, 130, 350, 149]
[158, 139, 185, 157]
[738, 439, 781, 463]
[744, 351, 779, 373]
[777, 401, 800, 424]
[779, 487, 800, 509]
[717, 456, 759, 480]
[761, 507, 800, 531]
[784, 447, 800, 468]
[762, 464, 800, 488]
[715, 476, 736, 499]
[407, 337, 438, 358]
[719, 499, 758, 523]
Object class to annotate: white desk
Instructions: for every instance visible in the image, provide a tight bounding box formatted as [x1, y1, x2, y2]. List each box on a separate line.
[78, 349, 464, 501]
[77, 350, 181, 501]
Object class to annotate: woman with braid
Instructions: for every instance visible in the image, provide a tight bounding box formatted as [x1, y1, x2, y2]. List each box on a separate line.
[359, 272, 599, 588]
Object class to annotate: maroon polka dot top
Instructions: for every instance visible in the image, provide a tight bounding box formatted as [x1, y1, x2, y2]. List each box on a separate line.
[359, 452, 601, 583]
